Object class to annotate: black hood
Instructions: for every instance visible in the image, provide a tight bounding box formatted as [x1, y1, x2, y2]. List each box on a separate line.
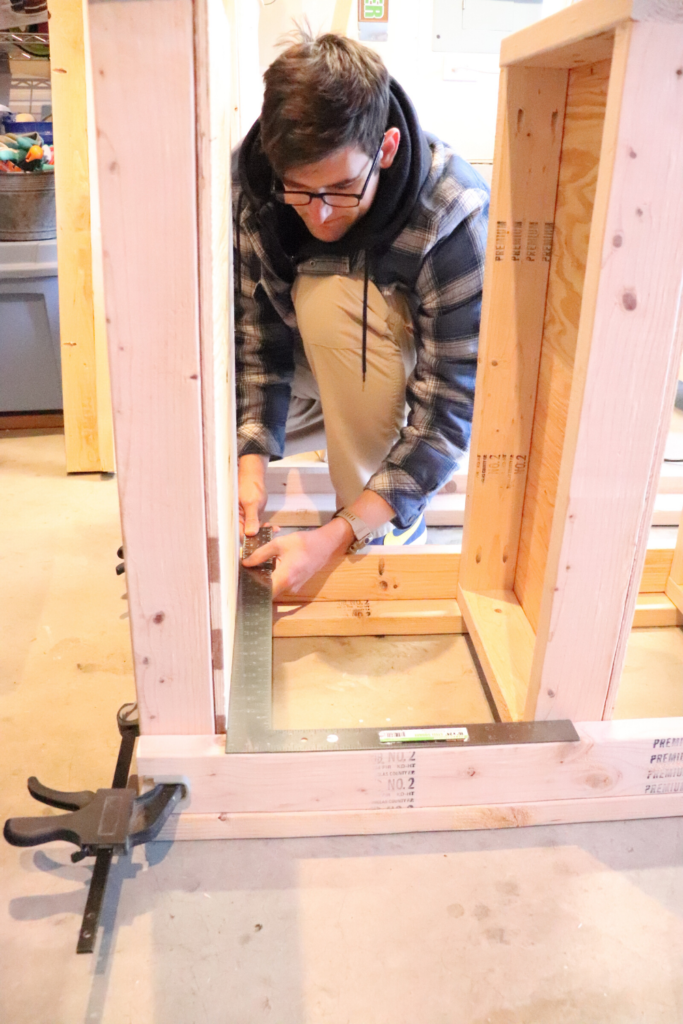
[238, 78, 433, 265]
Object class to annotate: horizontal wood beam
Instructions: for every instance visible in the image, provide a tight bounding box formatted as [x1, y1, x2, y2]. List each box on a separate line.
[137, 718, 683, 816]
[273, 591, 680, 638]
[500, 0, 683, 69]
[633, 592, 683, 629]
[274, 599, 465, 637]
[278, 548, 460, 602]
[158, 792, 683, 840]
[278, 547, 674, 604]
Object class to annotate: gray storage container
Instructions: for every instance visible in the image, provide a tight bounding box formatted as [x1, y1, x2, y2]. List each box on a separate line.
[0, 171, 56, 241]
[0, 238, 61, 411]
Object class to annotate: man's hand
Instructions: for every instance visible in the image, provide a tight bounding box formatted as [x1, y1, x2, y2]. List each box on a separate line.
[242, 518, 354, 598]
[241, 489, 397, 598]
[238, 454, 269, 539]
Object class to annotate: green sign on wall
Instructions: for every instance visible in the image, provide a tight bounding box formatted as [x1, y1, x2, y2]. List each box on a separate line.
[359, 0, 388, 23]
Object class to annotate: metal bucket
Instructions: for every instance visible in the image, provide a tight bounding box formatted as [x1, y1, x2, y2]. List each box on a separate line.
[0, 172, 56, 241]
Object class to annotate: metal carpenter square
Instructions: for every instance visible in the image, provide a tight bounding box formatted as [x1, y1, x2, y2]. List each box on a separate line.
[227, 526, 274, 750]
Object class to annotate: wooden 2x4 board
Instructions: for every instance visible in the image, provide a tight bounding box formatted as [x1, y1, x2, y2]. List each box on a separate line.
[87, 0, 683, 837]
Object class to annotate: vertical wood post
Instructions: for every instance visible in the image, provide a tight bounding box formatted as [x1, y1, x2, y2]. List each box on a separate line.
[89, 0, 215, 734]
[530, 20, 683, 721]
[48, 0, 114, 472]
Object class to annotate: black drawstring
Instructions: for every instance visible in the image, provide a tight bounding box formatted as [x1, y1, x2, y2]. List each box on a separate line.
[235, 191, 245, 299]
[362, 252, 370, 387]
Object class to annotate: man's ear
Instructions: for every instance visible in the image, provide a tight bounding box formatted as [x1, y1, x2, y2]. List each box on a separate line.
[379, 127, 401, 169]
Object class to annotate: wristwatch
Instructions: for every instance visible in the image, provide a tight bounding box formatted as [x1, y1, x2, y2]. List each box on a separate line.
[332, 508, 373, 554]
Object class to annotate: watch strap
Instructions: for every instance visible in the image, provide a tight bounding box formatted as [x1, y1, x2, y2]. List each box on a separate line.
[332, 508, 373, 553]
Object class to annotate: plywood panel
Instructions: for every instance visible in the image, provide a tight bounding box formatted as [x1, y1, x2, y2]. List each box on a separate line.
[515, 59, 611, 631]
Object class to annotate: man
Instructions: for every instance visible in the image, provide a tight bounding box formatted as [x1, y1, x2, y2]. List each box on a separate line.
[235, 31, 489, 597]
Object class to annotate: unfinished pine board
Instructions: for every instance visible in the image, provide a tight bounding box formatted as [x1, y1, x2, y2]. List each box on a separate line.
[158, 792, 683, 840]
[278, 548, 461, 602]
[274, 599, 465, 637]
[530, 20, 683, 723]
[195, 0, 239, 732]
[632, 594, 683, 630]
[277, 546, 672, 605]
[640, 547, 675, 592]
[272, 634, 492, 730]
[457, 65, 568, 593]
[500, 0, 683, 69]
[48, 0, 114, 473]
[137, 718, 683, 815]
[457, 589, 535, 722]
[514, 58, 611, 633]
[274, 591, 680, 637]
[666, 523, 683, 614]
[89, 0, 214, 734]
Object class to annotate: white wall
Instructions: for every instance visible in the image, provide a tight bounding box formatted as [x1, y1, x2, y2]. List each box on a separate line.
[254, 0, 578, 162]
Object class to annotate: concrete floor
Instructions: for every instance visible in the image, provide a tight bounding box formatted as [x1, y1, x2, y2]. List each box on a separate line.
[2, 430, 683, 1024]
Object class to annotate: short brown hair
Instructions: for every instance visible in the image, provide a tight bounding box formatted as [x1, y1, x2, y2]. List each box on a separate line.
[260, 31, 390, 177]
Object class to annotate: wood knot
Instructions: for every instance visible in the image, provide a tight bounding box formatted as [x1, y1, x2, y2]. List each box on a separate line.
[622, 291, 637, 311]
[153, 612, 165, 624]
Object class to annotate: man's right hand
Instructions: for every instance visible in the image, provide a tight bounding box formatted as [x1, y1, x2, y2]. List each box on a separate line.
[238, 453, 269, 539]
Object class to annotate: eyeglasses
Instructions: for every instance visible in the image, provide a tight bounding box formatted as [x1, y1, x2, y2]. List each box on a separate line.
[272, 140, 383, 209]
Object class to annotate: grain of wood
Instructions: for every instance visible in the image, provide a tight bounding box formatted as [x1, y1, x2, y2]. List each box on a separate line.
[195, 0, 239, 731]
[457, 588, 536, 722]
[137, 718, 683, 815]
[515, 58, 611, 631]
[158, 792, 683, 840]
[459, 66, 568, 593]
[278, 548, 461, 602]
[273, 589, 679, 637]
[670, 521, 683, 587]
[632, 593, 683, 628]
[530, 21, 683, 722]
[273, 546, 672, 606]
[274, 599, 465, 637]
[501, 0, 683, 70]
[89, 0, 214, 733]
[665, 577, 683, 617]
[48, 0, 114, 473]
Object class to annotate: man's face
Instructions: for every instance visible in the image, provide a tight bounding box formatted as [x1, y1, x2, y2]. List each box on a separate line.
[281, 129, 400, 243]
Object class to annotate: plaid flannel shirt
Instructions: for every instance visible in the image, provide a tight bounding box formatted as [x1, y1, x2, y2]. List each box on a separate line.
[234, 136, 489, 528]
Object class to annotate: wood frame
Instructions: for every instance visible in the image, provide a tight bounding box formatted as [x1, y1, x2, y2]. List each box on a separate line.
[88, 0, 683, 839]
